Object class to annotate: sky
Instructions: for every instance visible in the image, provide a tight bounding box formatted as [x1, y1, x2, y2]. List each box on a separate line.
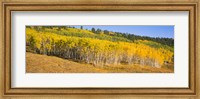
[72, 25, 174, 38]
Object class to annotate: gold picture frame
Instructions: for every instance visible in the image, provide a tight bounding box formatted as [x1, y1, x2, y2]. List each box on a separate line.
[0, 0, 199, 98]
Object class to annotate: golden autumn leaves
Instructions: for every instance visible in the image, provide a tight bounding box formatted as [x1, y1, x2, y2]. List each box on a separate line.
[26, 28, 173, 68]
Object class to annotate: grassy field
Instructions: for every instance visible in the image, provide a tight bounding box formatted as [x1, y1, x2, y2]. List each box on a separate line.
[26, 52, 173, 73]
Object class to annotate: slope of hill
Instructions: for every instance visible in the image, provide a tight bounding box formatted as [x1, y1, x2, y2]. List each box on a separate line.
[26, 26, 174, 73]
[135, 40, 174, 52]
[26, 52, 173, 73]
[36, 26, 174, 47]
[26, 28, 173, 68]
[31, 27, 132, 43]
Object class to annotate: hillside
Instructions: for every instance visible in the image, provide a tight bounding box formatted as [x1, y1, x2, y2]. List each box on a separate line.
[27, 26, 174, 47]
[28, 26, 132, 43]
[26, 52, 173, 73]
[26, 26, 174, 73]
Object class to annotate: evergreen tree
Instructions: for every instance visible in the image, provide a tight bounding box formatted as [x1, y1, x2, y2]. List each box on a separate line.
[96, 28, 101, 34]
[103, 30, 109, 34]
[91, 28, 96, 33]
[80, 26, 83, 29]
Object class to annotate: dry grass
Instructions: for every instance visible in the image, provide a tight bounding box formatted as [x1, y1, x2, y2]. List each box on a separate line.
[26, 52, 173, 73]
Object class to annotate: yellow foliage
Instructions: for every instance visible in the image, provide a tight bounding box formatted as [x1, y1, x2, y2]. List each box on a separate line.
[26, 28, 174, 67]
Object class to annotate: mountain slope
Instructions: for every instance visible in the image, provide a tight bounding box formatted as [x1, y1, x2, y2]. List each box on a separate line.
[26, 28, 174, 68]
[26, 52, 173, 73]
